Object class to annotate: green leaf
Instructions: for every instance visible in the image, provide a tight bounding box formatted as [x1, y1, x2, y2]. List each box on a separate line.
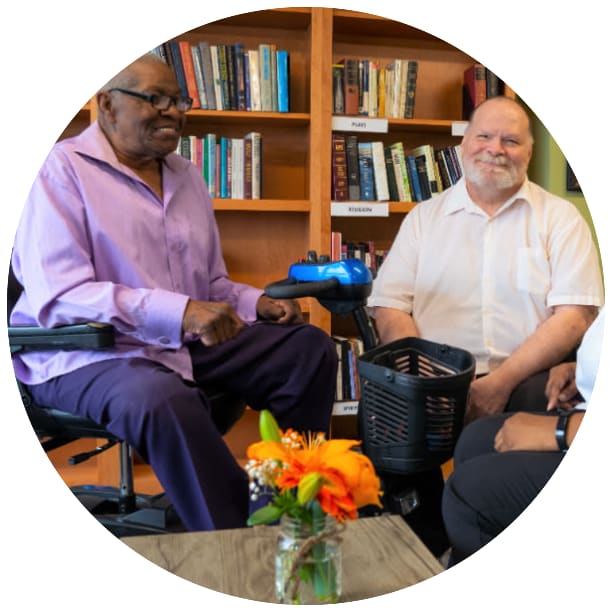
[297, 472, 323, 506]
[247, 504, 283, 526]
[259, 409, 282, 442]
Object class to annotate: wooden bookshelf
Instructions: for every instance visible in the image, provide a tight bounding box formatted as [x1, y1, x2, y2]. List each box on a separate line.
[48, 8, 480, 483]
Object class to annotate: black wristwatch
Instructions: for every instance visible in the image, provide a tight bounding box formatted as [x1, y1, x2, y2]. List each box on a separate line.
[555, 409, 585, 452]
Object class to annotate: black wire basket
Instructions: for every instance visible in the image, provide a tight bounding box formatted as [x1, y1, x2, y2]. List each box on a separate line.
[357, 337, 475, 475]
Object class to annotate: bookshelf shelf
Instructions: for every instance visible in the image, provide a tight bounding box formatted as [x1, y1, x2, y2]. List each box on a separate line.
[59, 8, 476, 336]
[187, 110, 310, 127]
[214, 199, 310, 212]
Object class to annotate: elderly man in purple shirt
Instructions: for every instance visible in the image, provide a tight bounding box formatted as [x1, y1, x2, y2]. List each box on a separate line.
[10, 53, 337, 532]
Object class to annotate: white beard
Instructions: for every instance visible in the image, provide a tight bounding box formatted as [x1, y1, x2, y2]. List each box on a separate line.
[464, 156, 521, 191]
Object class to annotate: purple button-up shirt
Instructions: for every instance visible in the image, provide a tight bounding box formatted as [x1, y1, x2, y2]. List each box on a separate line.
[11, 121, 262, 384]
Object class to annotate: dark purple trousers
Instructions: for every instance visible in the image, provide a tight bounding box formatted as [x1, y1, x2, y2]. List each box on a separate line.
[28, 322, 337, 532]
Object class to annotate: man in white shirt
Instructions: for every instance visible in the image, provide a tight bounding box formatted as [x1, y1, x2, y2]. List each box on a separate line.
[369, 96, 603, 422]
[366, 96, 603, 556]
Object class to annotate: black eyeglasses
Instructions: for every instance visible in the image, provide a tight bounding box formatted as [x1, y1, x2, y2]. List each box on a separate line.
[108, 87, 193, 112]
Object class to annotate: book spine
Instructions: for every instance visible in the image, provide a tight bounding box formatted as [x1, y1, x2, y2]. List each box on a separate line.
[178, 40, 201, 109]
[243, 134, 253, 199]
[209, 45, 224, 111]
[389, 143, 410, 202]
[270, 43, 278, 112]
[233, 42, 246, 111]
[190, 45, 208, 110]
[383, 146, 399, 202]
[345, 134, 361, 201]
[405, 154, 423, 202]
[245, 132, 262, 199]
[403, 60, 418, 119]
[248, 50, 262, 112]
[243, 52, 251, 111]
[357, 142, 375, 201]
[231, 138, 244, 199]
[371, 141, 389, 201]
[168, 41, 189, 99]
[198, 42, 217, 110]
[259, 44, 273, 112]
[217, 44, 231, 111]
[342, 59, 359, 115]
[276, 50, 290, 112]
[332, 64, 345, 114]
[331, 133, 349, 201]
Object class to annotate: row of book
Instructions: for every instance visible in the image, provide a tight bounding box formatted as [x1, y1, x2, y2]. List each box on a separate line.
[152, 41, 290, 113]
[462, 63, 514, 119]
[332, 134, 464, 203]
[333, 58, 418, 119]
[176, 132, 262, 199]
[333, 336, 365, 402]
[330, 233, 389, 274]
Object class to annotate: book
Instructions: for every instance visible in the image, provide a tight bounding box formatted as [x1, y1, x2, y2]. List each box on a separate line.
[332, 64, 345, 114]
[233, 42, 247, 111]
[209, 45, 224, 111]
[204, 134, 217, 197]
[269, 43, 278, 112]
[410, 144, 441, 195]
[167, 41, 189, 100]
[434, 148, 452, 190]
[247, 50, 262, 112]
[341, 58, 359, 115]
[198, 41, 217, 110]
[403, 60, 418, 119]
[383, 145, 399, 202]
[178, 41, 201, 109]
[331, 230, 343, 262]
[190, 44, 208, 109]
[371, 141, 389, 201]
[485, 67, 502, 99]
[405, 154, 423, 202]
[331, 133, 349, 201]
[244, 132, 262, 199]
[276, 50, 290, 112]
[345, 134, 361, 201]
[258, 43, 274, 112]
[413, 154, 432, 200]
[243, 51, 251, 110]
[216, 44, 232, 111]
[357, 142, 375, 201]
[463, 63, 486, 119]
[388, 142, 411, 202]
[367, 61, 379, 118]
[230, 138, 244, 199]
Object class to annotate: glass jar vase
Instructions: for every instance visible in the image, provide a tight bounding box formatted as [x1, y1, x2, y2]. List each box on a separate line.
[275, 513, 343, 604]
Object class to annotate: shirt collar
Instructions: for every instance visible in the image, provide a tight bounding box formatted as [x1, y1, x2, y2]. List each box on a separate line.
[443, 177, 533, 217]
[71, 121, 187, 176]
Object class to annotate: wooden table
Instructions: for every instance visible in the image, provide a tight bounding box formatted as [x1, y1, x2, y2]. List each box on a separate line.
[122, 515, 444, 603]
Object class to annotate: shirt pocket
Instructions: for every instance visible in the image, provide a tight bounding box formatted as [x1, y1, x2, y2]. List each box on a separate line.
[514, 246, 551, 296]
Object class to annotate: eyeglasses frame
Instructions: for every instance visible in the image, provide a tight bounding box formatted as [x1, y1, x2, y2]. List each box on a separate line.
[107, 87, 193, 112]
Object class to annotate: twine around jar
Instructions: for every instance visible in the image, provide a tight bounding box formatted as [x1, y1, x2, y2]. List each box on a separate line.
[284, 522, 346, 603]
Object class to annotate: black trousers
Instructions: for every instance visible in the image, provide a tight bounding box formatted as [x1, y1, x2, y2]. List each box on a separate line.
[398, 370, 552, 558]
[441, 412, 564, 565]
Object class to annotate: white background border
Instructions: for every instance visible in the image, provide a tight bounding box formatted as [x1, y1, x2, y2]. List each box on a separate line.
[2, 1, 609, 610]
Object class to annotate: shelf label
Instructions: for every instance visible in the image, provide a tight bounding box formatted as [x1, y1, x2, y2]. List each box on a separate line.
[331, 202, 389, 217]
[451, 121, 468, 136]
[332, 116, 389, 133]
[332, 401, 359, 416]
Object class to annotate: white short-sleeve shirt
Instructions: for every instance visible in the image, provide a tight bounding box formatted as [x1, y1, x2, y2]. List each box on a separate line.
[368, 178, 604, 374]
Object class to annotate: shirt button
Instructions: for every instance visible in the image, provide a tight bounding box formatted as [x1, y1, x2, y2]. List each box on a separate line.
[159, 336, 171, 345]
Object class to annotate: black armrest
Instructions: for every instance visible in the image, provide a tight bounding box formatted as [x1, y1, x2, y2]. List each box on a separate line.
[8, 322, 115, 353]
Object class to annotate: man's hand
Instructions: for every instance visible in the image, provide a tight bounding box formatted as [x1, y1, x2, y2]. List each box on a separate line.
[494, 412, 558, 452]
[182, 300, 245, 346]
[545, 361, 579, 411]
[464, 371, 512, 424]
[256, 295, 303, 324]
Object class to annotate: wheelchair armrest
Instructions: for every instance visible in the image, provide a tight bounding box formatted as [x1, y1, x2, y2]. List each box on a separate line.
[8, 322, 115, 353]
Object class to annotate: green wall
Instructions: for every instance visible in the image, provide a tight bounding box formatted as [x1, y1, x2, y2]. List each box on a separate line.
[528, 110, 602, 276]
